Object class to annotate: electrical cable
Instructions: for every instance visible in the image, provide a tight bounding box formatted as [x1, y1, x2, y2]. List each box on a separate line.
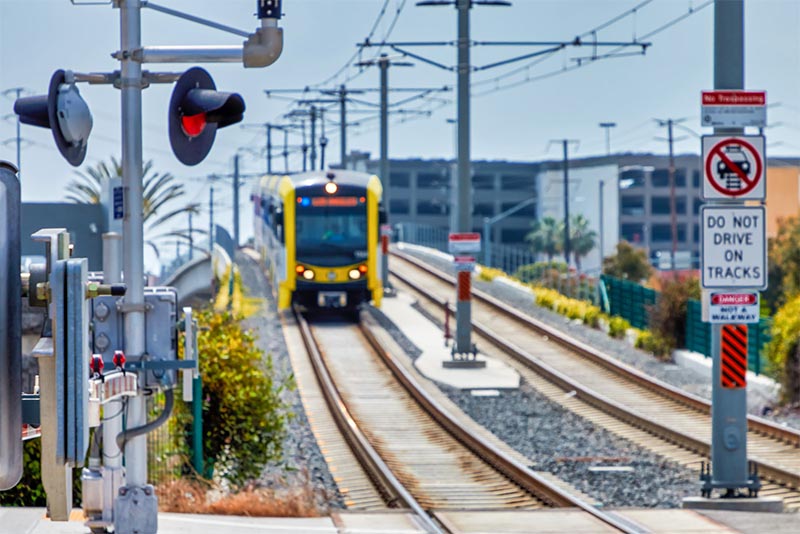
[117, 387, 174, 452]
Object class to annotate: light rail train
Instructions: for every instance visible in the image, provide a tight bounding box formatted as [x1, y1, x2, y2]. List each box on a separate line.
[252, 170, 384, 313]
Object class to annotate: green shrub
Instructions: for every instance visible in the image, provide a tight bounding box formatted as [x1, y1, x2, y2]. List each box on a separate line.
[176, 309, 293, 487]
[514, 261, 568, 284]
[608, 316, 631, 339]
[477, 266, 505, 282]
[0, 438, 82, 506]
[635, 330, 672, 358]
[766, 294, 800, 404]
[646, 277, 700, 355]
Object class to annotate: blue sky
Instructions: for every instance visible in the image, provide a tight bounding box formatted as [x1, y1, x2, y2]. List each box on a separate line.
[1, 0, 798, 268]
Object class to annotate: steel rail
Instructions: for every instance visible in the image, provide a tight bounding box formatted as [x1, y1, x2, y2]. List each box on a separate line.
[390, 250, 800, 490]
[359, 319, 639, 533]
[292, 307, 445, 534]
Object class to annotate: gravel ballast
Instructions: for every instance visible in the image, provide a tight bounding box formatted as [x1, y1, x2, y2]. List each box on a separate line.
[237, 251, 345, 511]
[397, 245, 800, 430]
[444, 383, 699, 508]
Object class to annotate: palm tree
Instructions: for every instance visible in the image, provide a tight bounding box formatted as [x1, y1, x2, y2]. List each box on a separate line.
[569, 214, 597, 272]
[526, 216, 563, 262]
[66, 157, 200, 261]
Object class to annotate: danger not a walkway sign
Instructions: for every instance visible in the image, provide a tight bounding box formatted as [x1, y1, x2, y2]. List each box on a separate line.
[702, 135, 765, 201]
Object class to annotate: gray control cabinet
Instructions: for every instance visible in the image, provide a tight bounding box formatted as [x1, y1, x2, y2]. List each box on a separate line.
[90, 287, 178, 388]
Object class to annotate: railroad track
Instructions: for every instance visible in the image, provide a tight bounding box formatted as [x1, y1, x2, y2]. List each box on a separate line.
[291, 306, 642, 533]
[389, 249, 800, 511]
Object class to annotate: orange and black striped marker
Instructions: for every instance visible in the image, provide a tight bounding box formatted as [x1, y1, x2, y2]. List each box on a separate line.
[721, 324, 747, 389]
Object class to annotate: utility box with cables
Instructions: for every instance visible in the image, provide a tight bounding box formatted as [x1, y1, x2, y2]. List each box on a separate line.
[90, 287, 178, 389]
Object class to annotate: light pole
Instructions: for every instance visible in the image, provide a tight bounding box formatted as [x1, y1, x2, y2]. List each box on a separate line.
[599, 122, 616, 156]
[483, 196, 537, 267]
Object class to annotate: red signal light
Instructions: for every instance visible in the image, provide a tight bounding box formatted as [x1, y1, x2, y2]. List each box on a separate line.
[181, 113, 207, 138]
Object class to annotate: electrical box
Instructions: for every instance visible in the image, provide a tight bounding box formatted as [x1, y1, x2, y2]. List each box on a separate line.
[90, 287, 178, 389]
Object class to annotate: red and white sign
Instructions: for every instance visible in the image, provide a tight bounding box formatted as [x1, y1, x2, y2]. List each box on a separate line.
[448, 232, 481, 254]
[453, 255, 476, 272]
[703, 291, 760, 324]
[702, 135, 765, 200]
[701, 90, 766, 128]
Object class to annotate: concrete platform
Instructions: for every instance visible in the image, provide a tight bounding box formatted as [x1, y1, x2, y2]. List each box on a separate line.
[380, 290, 520, 390]
[682, 495, 784, 513]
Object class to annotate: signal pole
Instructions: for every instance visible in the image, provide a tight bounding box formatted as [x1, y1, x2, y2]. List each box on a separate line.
[549, 139, 579, 267]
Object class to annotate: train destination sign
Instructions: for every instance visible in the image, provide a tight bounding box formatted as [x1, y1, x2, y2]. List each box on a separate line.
[702, 135, 765, 201]
[703, 291, 760, 324]
[701, 205, 766, 290]
[701, 90, 766, 128]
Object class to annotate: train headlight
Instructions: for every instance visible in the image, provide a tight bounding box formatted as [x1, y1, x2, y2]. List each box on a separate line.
[302, 269, 315, 280]
[324, 182, 338, 194]
[348, 269, 361, 280]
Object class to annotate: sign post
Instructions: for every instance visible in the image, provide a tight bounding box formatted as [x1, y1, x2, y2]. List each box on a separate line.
[448, 233, 480, 362]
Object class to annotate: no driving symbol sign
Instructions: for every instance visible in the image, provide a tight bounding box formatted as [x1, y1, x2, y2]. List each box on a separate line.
[702, 135, 765, 200]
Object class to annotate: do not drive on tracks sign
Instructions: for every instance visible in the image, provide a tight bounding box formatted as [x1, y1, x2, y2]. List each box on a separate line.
[701, 205, 766, 290]
[702, 135, 765, 200]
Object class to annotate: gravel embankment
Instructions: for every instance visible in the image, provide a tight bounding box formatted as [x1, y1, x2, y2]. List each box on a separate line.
[396, 245, 800, 430]
[236, 251, 345, 511]
[444, 383, 699, 508]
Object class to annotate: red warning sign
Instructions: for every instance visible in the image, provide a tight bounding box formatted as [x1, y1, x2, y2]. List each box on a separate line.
[721, 324, 747, 389]
[702, 135, 765, 200]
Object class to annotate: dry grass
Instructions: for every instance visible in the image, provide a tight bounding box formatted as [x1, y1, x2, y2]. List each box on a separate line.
[157, 479, 323, 517]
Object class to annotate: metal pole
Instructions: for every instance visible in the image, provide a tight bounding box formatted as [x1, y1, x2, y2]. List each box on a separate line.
[340, 84, 347, 169]
[101, 232, 124, 522]
[119, 0, 148, 495]
[599, 180, 605, 269]
[483, 217, 491, 267]
[563, 140, 571, 268]
[283, 129, 289, 173]
[209, 186, 214, 251]
[380, 55, 390, 213]
[710, 0, 749, 493]
[266, 123, 272, 174]
[320, 108, 327, 169]
[310, 105, 317, 171]
[599, 122, 616, 156]
[188, 210, 194, 260]
[301, 119, 308, 172]
[455, 0, 472, 354]
[668, 119, 677, 272]
[233, 153, 240, 248]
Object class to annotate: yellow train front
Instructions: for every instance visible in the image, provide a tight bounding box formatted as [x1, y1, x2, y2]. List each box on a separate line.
[253, 170, 384, 313]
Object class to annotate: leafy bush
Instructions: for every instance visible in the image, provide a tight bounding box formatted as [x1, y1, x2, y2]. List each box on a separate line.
[766, 295, 800, 404]
[646, 277, 700, 358]
[514, 261, 568, 284]
[176, 309, 293, 487]
[608, 316, 631, 339]
[602, 241, 653, 282]
[477, 266, 505, 282]
[635, 330, 672, 358]
[0, 438, 82, 506]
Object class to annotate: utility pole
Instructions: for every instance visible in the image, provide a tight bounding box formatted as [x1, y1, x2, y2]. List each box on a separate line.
[209, 186, 214, 251]
[188, 210, 194, 260]
[309, 105, 317, 170]
[301, 118, 308, 171]
[267, 123, 272, 174]
[599, 122, 616, 156]
[283, 128, 289, 173]
[599, 180, 605, 268]
[319, 108, 328, 169]
[233, 153, 240, 247]
[2, 88, 24, 178]
[339, 84, 347, 168]
[549, 139, 579, 267]
[655, 118, 687, 273]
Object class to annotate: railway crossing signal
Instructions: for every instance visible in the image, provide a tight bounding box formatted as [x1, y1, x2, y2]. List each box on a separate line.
[13, 70, 93, 167]
[168, 67, 245, 166]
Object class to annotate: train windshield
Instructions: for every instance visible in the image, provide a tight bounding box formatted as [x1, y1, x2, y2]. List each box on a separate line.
[296, 202, 368, 265]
